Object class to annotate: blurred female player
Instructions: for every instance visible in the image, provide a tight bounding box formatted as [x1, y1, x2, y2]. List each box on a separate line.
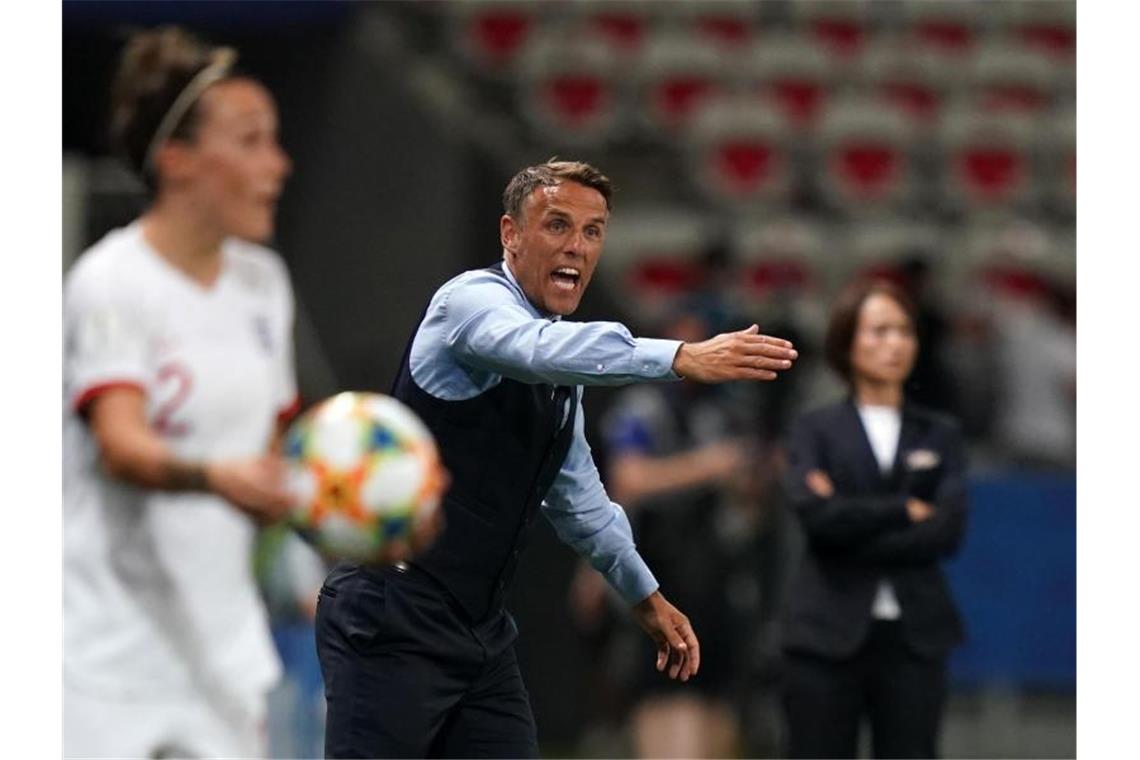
[779, 279, 968, 758]
[64, 26, 298, 758]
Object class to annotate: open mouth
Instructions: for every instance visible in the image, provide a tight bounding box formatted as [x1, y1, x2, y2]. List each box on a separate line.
[550, 266, 581, 292]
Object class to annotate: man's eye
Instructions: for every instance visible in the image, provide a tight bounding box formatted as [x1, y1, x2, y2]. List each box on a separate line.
[585, 226, 600, 238]
[549, 220, 567, 231]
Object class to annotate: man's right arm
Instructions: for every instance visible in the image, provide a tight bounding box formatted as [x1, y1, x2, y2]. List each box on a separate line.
[444, 278, 797, 386]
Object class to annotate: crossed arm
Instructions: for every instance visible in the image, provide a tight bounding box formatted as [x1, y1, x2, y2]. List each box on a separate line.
[784, 421, 968, 563]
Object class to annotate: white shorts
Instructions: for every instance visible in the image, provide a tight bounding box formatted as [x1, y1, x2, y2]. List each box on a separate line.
[64, 684, 268, 759]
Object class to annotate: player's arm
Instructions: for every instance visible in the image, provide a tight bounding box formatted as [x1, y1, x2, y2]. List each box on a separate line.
[445, 280, 796, 386]
[540, 391, 699, 681]
[85, 388, 292, 522]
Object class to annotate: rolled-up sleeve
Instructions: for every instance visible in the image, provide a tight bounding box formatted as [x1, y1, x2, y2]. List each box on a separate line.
[541, 389, 659, 605]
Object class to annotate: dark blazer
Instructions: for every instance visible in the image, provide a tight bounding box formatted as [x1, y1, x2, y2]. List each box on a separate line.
[780, 398, 968, 661]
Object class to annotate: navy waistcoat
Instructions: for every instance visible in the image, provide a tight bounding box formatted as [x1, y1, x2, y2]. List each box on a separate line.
[391, 263, 578, 622]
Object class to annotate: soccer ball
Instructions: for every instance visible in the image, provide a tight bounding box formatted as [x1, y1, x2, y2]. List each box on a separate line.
[283, 392, 445, 563]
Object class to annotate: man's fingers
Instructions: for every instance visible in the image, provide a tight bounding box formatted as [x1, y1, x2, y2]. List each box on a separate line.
[740, 331, 794, 349]
[744, 355, 795, 372]
[679, 622, 700, 678]
[737, 339, 798, 359]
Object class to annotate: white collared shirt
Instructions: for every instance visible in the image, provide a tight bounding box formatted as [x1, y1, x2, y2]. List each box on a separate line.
[857, 403, 903, 620]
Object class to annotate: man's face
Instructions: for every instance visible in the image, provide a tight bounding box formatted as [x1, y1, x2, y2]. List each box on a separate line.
[501, 180, 608, 316]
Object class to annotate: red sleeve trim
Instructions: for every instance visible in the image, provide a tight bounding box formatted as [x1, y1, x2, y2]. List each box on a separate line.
[276, 395, 302, 426]
[73, 381, 147, 418]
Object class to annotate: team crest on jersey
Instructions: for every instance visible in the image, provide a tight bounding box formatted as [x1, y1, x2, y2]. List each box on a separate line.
[253, 315, 274, 354]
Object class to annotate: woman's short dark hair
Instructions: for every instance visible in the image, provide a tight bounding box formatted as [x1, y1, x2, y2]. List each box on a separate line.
[823, 277, 919, 384]
[109, 26, 240, 192]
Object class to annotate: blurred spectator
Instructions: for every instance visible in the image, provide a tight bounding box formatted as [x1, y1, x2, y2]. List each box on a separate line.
[986, 268, 1077, 469]
[897, 254, 958, 415]
[571, 303, 762, 758]
[780, 279, 968, 758]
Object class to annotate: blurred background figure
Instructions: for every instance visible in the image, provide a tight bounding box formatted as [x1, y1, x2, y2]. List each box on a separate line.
[780, 279, 968, 758]
[572, 302, 751, 759]
[63, 26, 301, 758]
[64, 1, 1076, 756]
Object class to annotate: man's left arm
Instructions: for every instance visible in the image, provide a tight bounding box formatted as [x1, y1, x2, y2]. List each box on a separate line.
[541, 391, 700, 681]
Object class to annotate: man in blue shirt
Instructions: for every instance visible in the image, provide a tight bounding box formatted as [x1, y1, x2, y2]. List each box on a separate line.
[315, 160, 798, 758]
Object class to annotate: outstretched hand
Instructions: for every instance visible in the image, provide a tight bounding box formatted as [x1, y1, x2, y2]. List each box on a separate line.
[632, 590, 701, 682]
[672, 324, 797, 383]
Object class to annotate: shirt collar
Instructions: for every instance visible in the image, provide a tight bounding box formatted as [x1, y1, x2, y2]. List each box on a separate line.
[501, 256, 561, 322]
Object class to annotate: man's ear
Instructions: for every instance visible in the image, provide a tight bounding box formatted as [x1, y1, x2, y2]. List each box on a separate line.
[500, 214, 519, 255]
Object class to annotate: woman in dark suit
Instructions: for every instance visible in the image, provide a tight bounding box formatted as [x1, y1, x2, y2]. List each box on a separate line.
[780, 279, 968, 759]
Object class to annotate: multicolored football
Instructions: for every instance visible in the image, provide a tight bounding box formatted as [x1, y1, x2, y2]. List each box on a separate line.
[283, 392, 445, 563]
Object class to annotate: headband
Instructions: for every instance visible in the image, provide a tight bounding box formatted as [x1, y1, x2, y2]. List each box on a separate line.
[143, 48, 237, 172]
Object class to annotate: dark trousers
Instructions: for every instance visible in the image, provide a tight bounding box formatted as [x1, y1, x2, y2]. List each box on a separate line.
[782, 621, 948, 759]
[315, 563, 539, 759]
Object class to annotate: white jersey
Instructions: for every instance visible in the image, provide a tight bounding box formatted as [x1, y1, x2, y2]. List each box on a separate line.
[63, 221, 297, 721]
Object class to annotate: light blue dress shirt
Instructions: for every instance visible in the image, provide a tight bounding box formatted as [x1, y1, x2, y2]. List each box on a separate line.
[408, 260, 682, 605]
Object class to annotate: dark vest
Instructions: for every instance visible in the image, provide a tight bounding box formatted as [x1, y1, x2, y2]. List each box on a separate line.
[391, 263, 578, 622]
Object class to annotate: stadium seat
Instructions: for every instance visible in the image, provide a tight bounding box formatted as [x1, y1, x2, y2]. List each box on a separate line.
[815, 96, 917, 214]
[858, 35, 951, 134]
[517, 33, 623, 146]
[684, 0, 761, 51]
[450, 0, 540, 75]
[742, 35, 834, 133]
[954, 216, 1073, 299]
[900, 0, 984, 57]
[633, 30, 728, 138]
[790, 0, 874, 63]
[684, 94, 794, 208]
[970, 41, 1055, 115]
[568, 0, 657, 58]
[727, 215, 833, 337]
[997, 0, 1076, 64]
[938, 105, 1037, 213]
[597, 206, 718, 314]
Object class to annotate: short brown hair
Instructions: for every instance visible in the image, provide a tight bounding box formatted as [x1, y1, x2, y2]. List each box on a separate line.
[823, 278, 919, 384]
[502, 159, 613, 222]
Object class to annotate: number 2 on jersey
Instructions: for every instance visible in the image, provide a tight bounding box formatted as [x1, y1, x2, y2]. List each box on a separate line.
[154, 362, 193, 437]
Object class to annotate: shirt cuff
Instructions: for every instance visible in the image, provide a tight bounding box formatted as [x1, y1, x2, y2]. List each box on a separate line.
[604, 549, 660, 607]
[631, 338, 683, 380]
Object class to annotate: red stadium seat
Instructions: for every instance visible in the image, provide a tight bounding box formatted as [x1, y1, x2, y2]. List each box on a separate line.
[634, 31, 727, 138]
[938, 106, 1037, 213]
[970, 42, 1055, 115]
[816, 97, 917, 213]
[997, 0, 1076, 63]
[685, 94, 793, 208]
[901, 0, 983, 56]
[518, 34, 622, 145]
[596, 207, 718, 320]
[727, 216, 833, 332]
[743, 36, 834, 133]
[568, 0, 656, 58]
[451, 1, 540, 75]
[858, 36, 952, 133]
[791, 0, 873, 63]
